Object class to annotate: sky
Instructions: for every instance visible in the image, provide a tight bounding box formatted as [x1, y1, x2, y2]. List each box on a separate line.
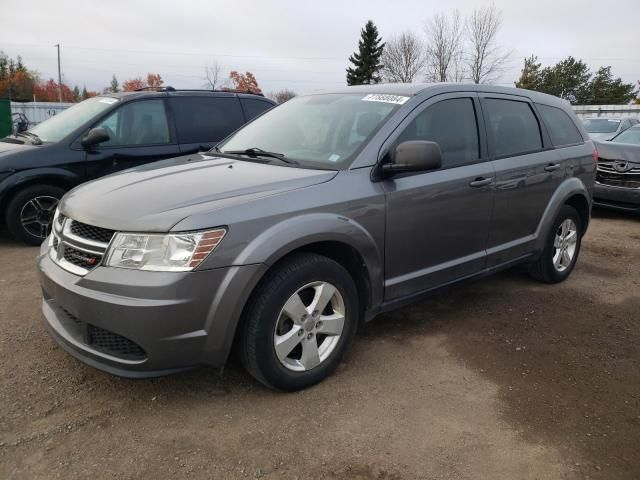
[1, 0, 638, 95]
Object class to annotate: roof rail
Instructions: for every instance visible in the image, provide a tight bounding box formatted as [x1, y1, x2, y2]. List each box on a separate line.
[133, 86, 174, 92]
[132, 86, 264, 96]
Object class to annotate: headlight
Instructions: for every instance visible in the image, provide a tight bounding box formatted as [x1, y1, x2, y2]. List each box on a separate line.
[104, 229, 226, 272]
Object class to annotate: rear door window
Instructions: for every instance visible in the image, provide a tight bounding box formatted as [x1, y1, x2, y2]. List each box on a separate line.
[483, 98, 542, 157]
[536, 104, 583, 147]
[170, 96, 245, 144]
[240, 98, 275, 121]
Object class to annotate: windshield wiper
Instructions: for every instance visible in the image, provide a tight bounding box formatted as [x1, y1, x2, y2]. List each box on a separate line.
[222, 147, 299, 165]
[17, 131, 42, 145]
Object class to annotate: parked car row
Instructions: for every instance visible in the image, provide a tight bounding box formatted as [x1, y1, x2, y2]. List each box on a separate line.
[30, 83, 597, 390]
[0, 88, 275, 244]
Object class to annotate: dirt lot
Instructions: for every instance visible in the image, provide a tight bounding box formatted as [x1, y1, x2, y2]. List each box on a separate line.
[0, 209, 638, 480]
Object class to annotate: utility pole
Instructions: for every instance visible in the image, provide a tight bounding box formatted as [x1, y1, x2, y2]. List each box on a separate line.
[55, 44, 62, 102]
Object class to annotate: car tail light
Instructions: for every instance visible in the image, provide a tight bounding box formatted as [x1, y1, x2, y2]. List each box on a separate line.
[593, 145, 599, 164]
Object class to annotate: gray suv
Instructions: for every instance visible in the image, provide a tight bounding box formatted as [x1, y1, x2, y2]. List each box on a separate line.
[38, 84, 596, 391]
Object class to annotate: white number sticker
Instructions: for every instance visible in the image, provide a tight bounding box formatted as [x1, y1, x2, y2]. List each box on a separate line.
[99, 97, 119, 104]
[362, 94, 410, 105]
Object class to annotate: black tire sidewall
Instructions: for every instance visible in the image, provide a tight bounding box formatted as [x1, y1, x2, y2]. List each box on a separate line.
[543, 205, 582, 283]
[246, 255, 358, 391]
[6, 184, 65, 246]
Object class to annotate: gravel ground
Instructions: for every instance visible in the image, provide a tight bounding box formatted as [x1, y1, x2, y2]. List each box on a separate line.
[0, 209, 638, 480]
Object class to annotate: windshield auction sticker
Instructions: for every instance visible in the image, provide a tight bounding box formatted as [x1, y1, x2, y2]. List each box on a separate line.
[362, 94, 410, 105]
[99, 97, 119, 104]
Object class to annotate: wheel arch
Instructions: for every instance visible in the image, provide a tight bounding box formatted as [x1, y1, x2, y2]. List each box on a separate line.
[0, 169, 79, 218]
[206, 214, 384, 366]
[534, 177, 592, 253]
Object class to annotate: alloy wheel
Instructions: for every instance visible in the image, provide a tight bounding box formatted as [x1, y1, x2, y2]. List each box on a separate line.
[19, 195, 59, 240]
[274, 281, 345, 372]
[552, 218, 578, 272]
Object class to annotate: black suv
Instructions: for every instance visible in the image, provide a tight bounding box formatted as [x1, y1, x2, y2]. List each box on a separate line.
[0, 88, 275, 244]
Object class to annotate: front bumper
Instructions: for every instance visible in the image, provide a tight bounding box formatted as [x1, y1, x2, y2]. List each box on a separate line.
[593, 182, 640, 213]
[38, 250, 266, 377]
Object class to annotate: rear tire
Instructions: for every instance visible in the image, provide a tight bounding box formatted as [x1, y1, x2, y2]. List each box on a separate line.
[529, 205, 582, 284]
[5, 184, 65, 246]
[238, 253, 358, 391]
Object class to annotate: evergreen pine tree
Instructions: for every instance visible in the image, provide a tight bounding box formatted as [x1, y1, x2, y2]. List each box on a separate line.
[73, 85, 81, 102]
[346, 20, 385, 85]
[109, 74, 119, 93]
[81, 86, 89, 100]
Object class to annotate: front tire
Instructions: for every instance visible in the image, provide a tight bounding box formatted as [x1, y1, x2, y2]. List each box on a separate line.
[238, 253, 359, 391]
[6, 184, 65, 246]
[529, 205, 582, 283]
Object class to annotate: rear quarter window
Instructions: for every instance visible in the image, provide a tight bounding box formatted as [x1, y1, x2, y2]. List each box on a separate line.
[483, 98, 543, 158]
[170, 96, 245, 144]
[536, 104, 583, 147]
[241, 98, 275, 121]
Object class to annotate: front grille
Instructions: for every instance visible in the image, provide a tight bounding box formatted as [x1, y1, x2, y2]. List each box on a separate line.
[88, 325, 146, 361]
[50, 218, 113, 276]
[69, 221, 115, 244]
[597, 161, 640, 188]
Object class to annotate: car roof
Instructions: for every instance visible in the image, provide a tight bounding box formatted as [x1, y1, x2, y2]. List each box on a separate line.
[99, 89, 275, 103]
[308, 83, 571, 108]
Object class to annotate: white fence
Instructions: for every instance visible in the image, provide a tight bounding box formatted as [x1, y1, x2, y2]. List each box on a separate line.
[572, 104, 640, 120]
[10, 101, 73, 128]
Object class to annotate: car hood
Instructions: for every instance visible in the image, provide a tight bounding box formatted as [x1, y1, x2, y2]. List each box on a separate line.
[0, 138, 38, 165]
[60, 154, 338, 232]
[595, 141, 640, 163]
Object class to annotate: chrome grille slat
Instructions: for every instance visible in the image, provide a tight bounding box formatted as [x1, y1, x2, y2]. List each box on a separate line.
[50, 217, 115, 276]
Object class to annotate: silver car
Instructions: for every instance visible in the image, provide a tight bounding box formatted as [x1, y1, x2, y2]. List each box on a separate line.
[38, 84, 596, 390]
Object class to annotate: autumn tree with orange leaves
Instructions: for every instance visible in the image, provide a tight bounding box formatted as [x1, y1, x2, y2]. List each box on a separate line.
[33, 79, 75, 102]
[122, 73, 164, 92]
[229, 71, 262, 94]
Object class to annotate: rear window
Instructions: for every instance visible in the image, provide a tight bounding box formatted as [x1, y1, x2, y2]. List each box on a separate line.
[483, 98, 543, 157]
[170, 97, 245, 144]
[583, 118, 620, 134]
[536, 104, 583, 147]
[241, 98, 275, 121]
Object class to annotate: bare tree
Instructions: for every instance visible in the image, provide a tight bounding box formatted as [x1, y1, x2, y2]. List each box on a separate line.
[381, 31, 427, 83]
[204, 61, 227, 89]
[268, 89, 297, 104]
[423, 10, 464, 82]
[465, 4, 510, 84]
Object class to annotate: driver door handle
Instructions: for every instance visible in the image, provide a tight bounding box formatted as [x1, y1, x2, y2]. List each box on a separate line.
[544, 163, 561, 172]
[469, 177, 493, 188]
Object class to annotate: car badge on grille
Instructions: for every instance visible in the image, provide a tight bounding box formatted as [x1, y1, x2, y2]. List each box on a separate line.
[68, 251, 98, 265]
[613, 161, 631, 172]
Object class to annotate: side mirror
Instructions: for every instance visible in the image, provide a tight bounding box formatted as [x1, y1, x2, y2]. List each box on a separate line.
[382, 140, 442, 175]
[81, 127, 110, 147]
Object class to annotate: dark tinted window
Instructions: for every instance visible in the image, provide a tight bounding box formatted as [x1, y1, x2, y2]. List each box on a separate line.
[96, 99, 170, 147]
[171, 96, 245, 144]
[536, 104, 583, 146]
[483, 98, 542, 157]
[241, 98, 274, 120]
[396, 98, 479, 168]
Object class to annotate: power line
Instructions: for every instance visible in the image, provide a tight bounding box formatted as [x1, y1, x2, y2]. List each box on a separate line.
[2, 42, 347, 62]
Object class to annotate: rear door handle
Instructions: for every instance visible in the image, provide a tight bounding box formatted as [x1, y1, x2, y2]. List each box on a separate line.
[544, 163, 561, 172]
[469, 177, 493, 188]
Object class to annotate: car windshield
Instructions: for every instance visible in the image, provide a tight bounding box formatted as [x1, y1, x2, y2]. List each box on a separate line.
[611, 126, 640, 145]
[217, 93, 403, 169]
[29, 96, 119, 143]
[583, 118, 620, 134]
